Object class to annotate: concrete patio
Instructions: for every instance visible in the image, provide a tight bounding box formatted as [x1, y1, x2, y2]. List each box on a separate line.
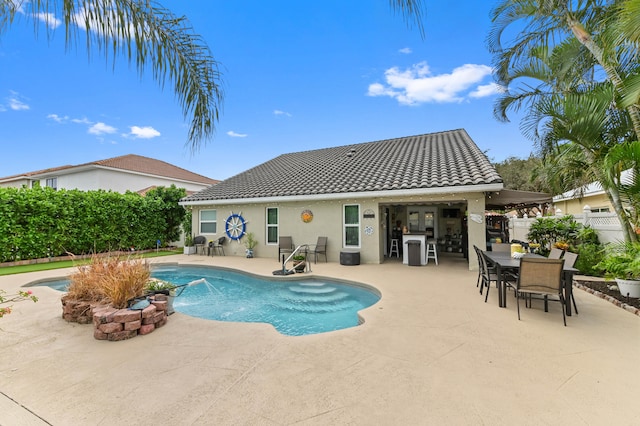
[1, 253, 639, 425]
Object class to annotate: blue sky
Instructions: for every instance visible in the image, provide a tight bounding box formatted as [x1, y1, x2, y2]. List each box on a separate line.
[0, 1, 531, 181]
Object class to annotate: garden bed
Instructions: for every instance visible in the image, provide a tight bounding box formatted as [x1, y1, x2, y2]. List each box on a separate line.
[574, 278, 640, 315]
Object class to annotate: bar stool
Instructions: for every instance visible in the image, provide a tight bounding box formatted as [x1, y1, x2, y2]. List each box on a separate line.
[389, 239, 400, 258]
[425, 239, 438, 265]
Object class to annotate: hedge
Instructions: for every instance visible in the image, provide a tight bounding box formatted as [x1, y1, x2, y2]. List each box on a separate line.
[0, 186, 186, 262]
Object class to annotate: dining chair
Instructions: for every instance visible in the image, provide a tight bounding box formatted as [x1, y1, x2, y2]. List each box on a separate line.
[310, 236, 328, 263]
[478, 249, 501, 302]
[561, 251, 579, 314]
[491, 242, 511, 252]
[515, 257, 566, 326]
[278, 236, 294, 260]
[548, 247, 564, 259]
[474, 245, 493, 288]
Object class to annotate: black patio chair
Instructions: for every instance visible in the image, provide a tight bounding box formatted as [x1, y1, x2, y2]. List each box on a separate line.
[193, 235, 207, 255]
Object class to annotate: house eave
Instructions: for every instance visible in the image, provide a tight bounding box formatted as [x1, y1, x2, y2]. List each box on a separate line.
[180, 183, 503, 206]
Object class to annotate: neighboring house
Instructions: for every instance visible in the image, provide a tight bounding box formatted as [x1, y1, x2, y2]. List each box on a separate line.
[0, 154, 218, 194]
[180, 129, 504, 269]
[552, 169, 634, 215]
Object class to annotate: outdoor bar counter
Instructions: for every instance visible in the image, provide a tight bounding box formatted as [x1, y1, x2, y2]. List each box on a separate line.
[402, 233, 426, 265]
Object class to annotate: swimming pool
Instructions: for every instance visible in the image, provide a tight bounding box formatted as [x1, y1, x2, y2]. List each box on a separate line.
[29, 264, 381, 336]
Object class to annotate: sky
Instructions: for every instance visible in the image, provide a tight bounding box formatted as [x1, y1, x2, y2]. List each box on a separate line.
[0, 1, 533, 182]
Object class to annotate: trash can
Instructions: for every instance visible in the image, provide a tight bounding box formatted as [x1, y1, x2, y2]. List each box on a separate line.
[407, 240, 421, 266]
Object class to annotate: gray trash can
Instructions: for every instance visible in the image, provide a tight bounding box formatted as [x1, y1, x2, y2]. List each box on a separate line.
[407, 240, 421, 266]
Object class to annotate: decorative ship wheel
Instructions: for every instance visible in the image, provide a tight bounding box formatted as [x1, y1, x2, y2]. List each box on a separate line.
[225, 212, 248, 241]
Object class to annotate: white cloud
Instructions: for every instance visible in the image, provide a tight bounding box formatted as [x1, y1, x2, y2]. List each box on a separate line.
[128, 126, 160, 139]
[469, 83, 503, 98]
[367, 61, 494, 105]
[274, 110, 292, 117]
[227, 131, 247, 138]
[399, 47, 412, 54]
[8, 91, 30, 110]
[88, 122, 117, 135]
[71, 117, 91, 124]
[35, 12, 62, 29]
[47, 113, 69, 123]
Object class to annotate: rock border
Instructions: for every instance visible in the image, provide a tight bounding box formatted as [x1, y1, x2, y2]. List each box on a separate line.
[573, 282, 640, 317]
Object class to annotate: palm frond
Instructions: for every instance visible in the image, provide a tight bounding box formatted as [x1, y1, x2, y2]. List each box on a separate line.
[8, 0, 224, 152]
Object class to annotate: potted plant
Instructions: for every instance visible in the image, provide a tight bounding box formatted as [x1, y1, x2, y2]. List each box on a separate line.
[596, 242, 640, 298]
[292, 254, 306, 273]
[244, 232, 258, 258]
[145, 278, 178, 315]
[183, 234, 196, 255]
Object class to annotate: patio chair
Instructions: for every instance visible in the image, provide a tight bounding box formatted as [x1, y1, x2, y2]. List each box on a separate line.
[309, 236, 327, 263]
[491, 242, 511, 252]
[193, 235, 207, 255]
[515, 257, 566, 326]
[473, 245, 493, 288]
[548, 247, 564, 259]
[561, 251, 579, 314]
[278, 236, 294, 261]
[478, 249, 500, 302]
[210, 236, 226, 256]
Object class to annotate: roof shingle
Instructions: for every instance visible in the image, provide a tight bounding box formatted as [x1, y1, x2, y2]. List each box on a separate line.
[183, 129, 502, 202]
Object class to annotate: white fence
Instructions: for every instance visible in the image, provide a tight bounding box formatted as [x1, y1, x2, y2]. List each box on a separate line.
[509, 210, 625, 244]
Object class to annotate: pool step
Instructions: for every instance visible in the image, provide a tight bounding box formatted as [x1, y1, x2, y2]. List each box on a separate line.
[270, 284, 357, 313]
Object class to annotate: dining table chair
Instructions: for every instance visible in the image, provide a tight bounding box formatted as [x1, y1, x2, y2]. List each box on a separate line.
[478, 248, 513, 303]
[548, 247, 564, 259]
[491, 242, 512, 252]
[515, 257, 567, 326]
[561, 251, 579, 314]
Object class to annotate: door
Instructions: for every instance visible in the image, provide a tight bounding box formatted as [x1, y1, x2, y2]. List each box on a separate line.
[407, 207, 437, 237]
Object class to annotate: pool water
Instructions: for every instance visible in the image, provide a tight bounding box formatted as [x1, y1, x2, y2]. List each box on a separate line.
[30, 265, 380, 336]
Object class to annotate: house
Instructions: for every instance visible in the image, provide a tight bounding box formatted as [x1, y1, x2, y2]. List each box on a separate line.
[180, 129, 504, 269]
[0, 154, 218, 194]
[551, 177, 624, 215]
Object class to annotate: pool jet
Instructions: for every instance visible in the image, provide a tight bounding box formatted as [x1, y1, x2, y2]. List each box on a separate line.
[128, 278, 208, 311]
[172, 278, 207, 296]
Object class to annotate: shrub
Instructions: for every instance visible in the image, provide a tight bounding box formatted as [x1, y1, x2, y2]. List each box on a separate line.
[67, 255, 150, 308]
[574, 243, 605, 276]
[527, 215, 602, 257]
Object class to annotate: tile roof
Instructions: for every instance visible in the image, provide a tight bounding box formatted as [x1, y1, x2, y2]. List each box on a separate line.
[0, 154, 217, 185]
[183, 129, 502, 202]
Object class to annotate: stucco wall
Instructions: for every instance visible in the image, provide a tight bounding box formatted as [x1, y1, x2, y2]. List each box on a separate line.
[554, 193, 611, 215]
[35, 169, 210, 194]
[192, 199, 382, 263]
[191, 190, 486, 269]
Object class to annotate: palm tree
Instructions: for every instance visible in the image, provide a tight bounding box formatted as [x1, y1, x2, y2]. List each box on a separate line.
[488, 0, 640, 241]
[489, 0, 640, 138]
[0, 1, 426, 152]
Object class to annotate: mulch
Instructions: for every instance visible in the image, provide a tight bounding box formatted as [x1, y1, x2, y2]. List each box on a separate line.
[574, 278, 640, 314]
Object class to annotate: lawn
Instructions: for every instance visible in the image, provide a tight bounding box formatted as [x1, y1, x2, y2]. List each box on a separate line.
[0, 249, 182, 276]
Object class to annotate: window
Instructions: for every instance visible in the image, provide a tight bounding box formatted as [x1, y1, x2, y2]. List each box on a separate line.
[266, 207, 278, 244]
[46, 177, 57, 190]
[200, 210, 217, 233]
[343, 204, 360, 247]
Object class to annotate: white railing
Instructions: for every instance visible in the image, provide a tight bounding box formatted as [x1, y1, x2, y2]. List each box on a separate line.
[509, 207, 624, 244]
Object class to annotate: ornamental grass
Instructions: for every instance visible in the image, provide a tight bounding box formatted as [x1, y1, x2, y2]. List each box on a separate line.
[67, 255, 150, 308]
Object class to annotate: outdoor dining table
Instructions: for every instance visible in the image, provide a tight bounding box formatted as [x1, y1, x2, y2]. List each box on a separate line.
[482, 251, 579, 316]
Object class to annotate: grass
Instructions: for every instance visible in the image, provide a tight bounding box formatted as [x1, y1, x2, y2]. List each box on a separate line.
[0, 249, 181, 276]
